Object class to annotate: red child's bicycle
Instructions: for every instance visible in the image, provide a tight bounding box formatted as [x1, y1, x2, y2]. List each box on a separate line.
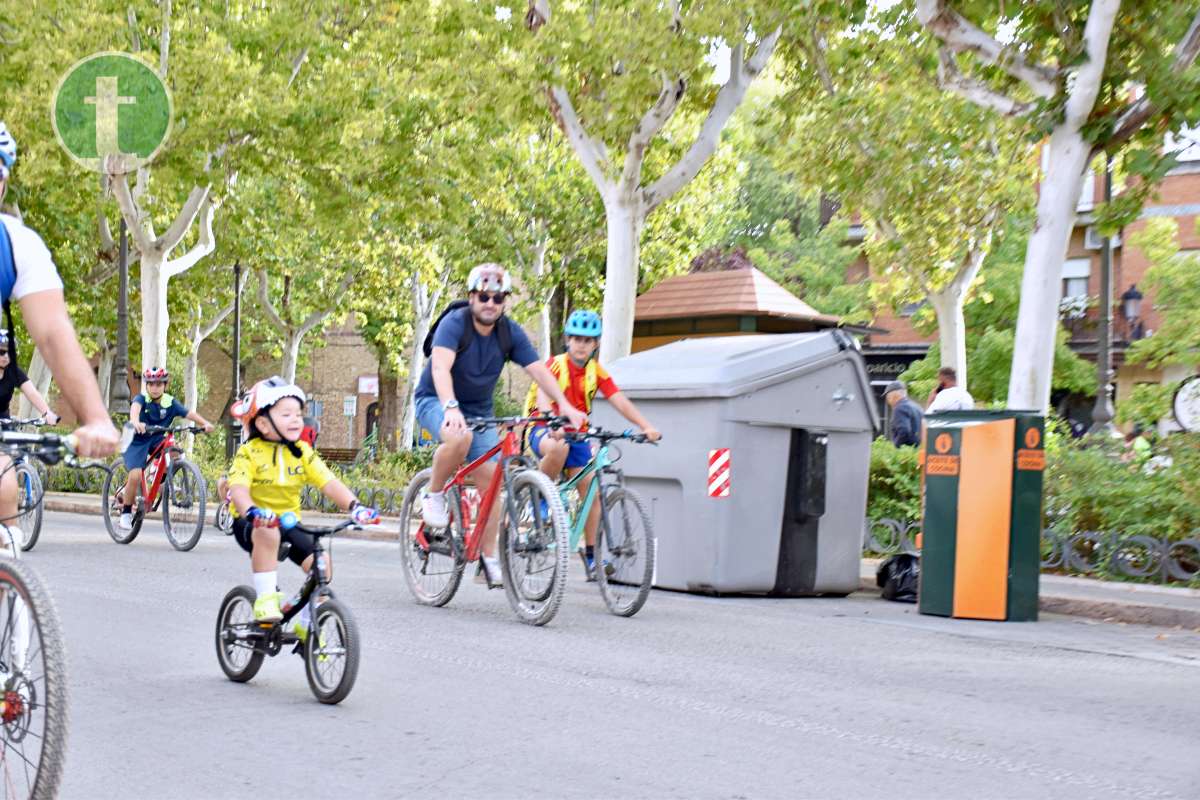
[399, 415, 571, 626]
[102, 423, 209, 551]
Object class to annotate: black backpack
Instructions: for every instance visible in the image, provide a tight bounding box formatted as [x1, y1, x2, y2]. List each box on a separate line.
[422, 301, 514, 360]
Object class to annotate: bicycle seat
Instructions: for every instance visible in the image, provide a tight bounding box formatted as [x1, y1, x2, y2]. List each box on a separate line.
[277, 540, 292, 562]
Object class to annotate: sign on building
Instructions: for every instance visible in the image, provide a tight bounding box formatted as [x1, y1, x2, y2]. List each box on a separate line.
[358, 375, 379, 396]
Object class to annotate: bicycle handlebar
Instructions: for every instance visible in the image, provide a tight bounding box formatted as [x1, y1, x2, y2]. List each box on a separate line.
[0, 430, 77, 465]
[564, 427, 660, 445]
[140, 424, 207, 435]
[0, 417, 47, 429]
[463, 414, 570, 432]
[277, 512, 359, 537]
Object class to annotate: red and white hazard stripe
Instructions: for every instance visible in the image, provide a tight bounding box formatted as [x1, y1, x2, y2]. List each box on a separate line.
[708, 448, 731, 498]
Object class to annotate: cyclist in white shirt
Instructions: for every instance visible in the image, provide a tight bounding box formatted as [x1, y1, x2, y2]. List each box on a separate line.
[926, 366, 975, 413]
[0, 122, 119, 544]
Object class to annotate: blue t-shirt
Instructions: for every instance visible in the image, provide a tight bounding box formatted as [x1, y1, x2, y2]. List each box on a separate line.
[132, 392, 189, 443]
[414, 310, 539, 417]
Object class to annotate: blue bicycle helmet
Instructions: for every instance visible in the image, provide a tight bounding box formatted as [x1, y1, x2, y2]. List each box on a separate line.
[564, 310, 602, 338]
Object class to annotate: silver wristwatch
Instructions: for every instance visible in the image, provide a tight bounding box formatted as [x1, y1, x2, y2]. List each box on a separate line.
[443, 399, 460, 412]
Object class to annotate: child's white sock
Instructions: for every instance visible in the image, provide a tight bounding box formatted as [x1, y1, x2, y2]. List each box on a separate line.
[253, 571, 277, 598]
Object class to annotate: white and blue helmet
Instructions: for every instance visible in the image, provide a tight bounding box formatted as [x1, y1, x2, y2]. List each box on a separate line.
[0, 123, 15, 179]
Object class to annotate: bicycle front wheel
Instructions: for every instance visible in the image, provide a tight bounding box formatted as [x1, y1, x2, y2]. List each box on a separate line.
[215, 502, 234, 535]
[0, 558, 69, 800]
[398, 469, 465, 607]
[596, 487, 656, 617]
[305, 599, 360, 705]
[101, 461, 141, 545]
[13, 462, 43, 553]
[499, 470, 570, 626]
[163, 460, 206, 552]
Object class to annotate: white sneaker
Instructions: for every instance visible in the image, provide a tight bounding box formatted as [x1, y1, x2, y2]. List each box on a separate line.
[479, 555, 503, 587]
[421, 492, 449, 529]
[0, 526, 16, 558]
[119, 512, 133, 531]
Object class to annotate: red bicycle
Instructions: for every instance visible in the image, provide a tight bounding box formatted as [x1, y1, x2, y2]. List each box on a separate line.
[102, 423, 209, 551]
[399, 415, 570, 626]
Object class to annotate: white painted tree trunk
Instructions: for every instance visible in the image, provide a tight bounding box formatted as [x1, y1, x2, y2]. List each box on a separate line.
[1006, 131, 1093, 410]
[96, 333, 115, 409]
[281, 333, 302, 384]
[183, 325, 203, 454]
[600, 197, 643, 359]
[532, 237, 551, 359]
[400, 316, 432, 452]
[17, 350, 50, 419]
[140, 252, 169, 371]
[928, 287, 969, 388]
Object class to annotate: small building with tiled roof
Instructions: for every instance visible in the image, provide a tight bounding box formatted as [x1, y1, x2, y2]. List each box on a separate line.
[631, 266, 842, 353]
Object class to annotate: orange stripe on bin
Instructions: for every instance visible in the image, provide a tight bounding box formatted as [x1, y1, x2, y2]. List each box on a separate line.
[953, 419, 1015, 620]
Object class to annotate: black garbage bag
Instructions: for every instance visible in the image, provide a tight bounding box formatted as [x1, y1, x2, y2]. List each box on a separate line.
[875, 553, 920, 603]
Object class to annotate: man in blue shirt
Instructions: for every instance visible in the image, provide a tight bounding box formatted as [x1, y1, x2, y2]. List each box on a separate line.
[414, 264, 585, 585]
[885, 380, 924, 448]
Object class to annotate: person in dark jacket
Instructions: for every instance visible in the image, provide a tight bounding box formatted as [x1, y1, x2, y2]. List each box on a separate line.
[885, 380, 924, 447]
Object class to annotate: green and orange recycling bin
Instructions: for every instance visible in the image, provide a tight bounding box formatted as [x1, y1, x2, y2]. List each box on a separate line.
[918, 410, 1045, 621]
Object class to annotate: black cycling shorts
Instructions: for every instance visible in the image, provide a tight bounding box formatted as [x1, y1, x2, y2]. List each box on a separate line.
[231, 517, 315, 568]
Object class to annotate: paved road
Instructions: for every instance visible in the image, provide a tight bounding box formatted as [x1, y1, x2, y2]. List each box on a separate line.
[15, 511, 1200, 799]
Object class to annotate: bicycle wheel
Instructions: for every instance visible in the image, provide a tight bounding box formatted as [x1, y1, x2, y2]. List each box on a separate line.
[163, 460, 205, 552]
[13, 463, 43, 553]
[215, 502, 234, 535]
[499, 469, 569, 626]
[596, 487, 655, 617]
[304, 599, 360, 705]
[0, 558, 69, 800]
[215, 586, 265, 683]
[398, 469, 465, 607]
[101, 461, 141, 545]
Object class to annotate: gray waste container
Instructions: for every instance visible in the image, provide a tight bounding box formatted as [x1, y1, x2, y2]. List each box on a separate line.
[589, 331, 879, 596]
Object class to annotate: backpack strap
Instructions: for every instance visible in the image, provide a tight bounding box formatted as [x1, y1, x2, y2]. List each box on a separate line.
[457, 307, 515, 361]
[0, 220, 18, 365]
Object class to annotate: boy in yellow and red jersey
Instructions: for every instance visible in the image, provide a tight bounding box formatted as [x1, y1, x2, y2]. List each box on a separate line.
[525, 310, 660, 577]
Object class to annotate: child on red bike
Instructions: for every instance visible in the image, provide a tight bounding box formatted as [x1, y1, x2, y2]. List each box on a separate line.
[227, 377, 378, 634]
[119, 366, 213, 530]
[524, 310, 660, 576]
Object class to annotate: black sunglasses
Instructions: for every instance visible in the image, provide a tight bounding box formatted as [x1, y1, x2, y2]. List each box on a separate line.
[474, 292, 508, 305]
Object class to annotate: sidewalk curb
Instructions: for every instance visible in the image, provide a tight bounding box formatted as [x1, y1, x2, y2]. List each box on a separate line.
[858, 570, 1200, 629]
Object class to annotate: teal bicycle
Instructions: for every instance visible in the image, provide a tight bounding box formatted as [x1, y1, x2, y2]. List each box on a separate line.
[551, 426, 657, 617]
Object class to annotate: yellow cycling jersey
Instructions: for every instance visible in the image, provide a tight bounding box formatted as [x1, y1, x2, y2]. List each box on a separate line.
[227, 438, 336, 517]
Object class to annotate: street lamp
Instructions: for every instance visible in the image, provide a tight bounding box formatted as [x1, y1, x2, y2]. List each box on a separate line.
[1121, 284, 1143, 339]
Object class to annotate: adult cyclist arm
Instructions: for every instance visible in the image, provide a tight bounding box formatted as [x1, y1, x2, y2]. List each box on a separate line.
[526, 361, 586, 429]
[16, 380, 56, 423]
[429, 345, 467, 435]
[19, 290, 118, 457]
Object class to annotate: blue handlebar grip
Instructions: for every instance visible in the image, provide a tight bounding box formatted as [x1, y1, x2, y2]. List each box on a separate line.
[279, 511, 299, 530]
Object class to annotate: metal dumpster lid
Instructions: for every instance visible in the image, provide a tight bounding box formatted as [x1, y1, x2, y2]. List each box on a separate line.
[607, 331, 862, 398]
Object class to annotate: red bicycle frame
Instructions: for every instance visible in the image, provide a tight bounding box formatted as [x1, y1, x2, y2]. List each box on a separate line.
[415, 425, 523, 563]
[137, 431, 179, 510]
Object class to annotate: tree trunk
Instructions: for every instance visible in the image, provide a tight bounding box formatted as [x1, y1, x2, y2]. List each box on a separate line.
[532, 238, 551, 359]
[17, 350, 50, 419]
[1007, 131, 1093, 411]
[928, 287, 969, 389]
[96, 332, 115, 409]
[281, 331, 302, 384]
[549, 279, 567, 356]
[182, 323, 203, 454]
[139, 252, 169, 371]
[377, 345, 400, 454]
[401, 313, 433, 452]
[600, 196, 643, 360]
